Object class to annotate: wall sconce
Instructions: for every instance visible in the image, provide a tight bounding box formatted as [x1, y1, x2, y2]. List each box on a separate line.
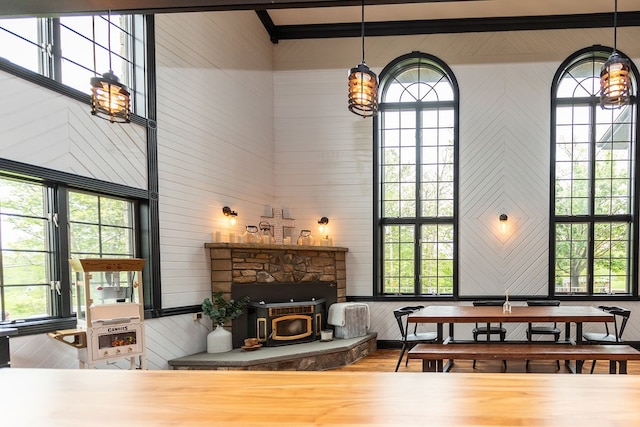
[318, 217, 329, 234]
[222, 206, 237, 225]
[499, 214, 508, 234]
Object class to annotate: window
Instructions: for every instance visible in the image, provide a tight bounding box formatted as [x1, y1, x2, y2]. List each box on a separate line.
[375, 52, 459, 296]
[0, 14, 146, 117]
[551, 47, 638, 296]
[0, 172, 143, 326]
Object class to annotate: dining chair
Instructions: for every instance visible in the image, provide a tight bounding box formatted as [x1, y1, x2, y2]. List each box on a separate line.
[525, 300, 561, 370]
[393, 306, 437, 372]
[471, 300, 507, 369]
[526, 300, 561, 341]
[582, 305, 631, 374]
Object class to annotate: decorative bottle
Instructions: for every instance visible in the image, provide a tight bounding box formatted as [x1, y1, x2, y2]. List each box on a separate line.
[243, 225, 261, 243]
[297, 230, 315, 246]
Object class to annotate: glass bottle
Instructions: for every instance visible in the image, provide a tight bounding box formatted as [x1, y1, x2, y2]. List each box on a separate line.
[243, 225, 261, 243]
[259, 221, 275, 245]
[297, 230, 315, 246]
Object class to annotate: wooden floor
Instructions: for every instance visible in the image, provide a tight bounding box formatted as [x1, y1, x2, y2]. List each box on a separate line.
[335, 348, 640, 374]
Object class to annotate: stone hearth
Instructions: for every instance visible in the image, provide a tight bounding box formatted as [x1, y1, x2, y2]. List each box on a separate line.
[168, 333, 376, 371]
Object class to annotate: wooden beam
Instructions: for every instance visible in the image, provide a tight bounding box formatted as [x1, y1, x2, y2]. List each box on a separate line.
[0, 0, 485, 18]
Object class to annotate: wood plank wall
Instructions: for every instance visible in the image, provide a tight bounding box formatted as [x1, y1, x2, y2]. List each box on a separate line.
[154, 11, 275, 308]
[3, 13, 640, 369]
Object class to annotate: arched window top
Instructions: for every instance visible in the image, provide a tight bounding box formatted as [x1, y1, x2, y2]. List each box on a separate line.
[554, 47, 637, 99]
[379, 52, 456, 103]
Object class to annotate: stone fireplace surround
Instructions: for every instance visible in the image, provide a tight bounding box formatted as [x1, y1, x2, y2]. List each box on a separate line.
[205, 243, 348, 348]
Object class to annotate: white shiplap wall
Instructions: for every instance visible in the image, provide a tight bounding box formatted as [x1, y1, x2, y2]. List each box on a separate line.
[5, 20, 640, 367]
[0, 72, 147, 188]
[274, 28, 640, 340]
[154, 11, 275, 308]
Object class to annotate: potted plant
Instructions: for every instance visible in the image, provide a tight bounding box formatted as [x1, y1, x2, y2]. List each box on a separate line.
[202, 292, 250, 353]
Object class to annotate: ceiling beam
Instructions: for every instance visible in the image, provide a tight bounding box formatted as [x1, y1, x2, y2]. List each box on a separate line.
[0, 0, 484, 18]
[265, 11, 640, 43]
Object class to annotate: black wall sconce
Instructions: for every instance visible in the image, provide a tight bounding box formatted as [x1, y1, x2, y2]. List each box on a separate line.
[318, 217, 329, 233]
[499, 214, 508, 234]
[223, 206, 238, 225]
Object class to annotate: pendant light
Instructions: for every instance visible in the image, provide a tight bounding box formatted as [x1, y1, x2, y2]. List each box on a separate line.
[90, 11, 131, 123]
[348, 0, 378, 118]
[600, 0, 631, 109]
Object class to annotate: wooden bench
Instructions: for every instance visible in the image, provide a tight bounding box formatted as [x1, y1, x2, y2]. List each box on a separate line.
[407, 343, 640, 373]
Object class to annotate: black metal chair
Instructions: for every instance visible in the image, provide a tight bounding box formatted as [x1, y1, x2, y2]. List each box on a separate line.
[393, 306, 437, 372]
[525, 300, 561, 370]
[471, 300, 507, 369]
[526, 300, 561, 341]
[582, 305, 631, 374]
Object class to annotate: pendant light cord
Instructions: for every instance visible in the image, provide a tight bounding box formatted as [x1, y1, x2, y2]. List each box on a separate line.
[613, 0, 618, 53]
[108, 10, 113, 72]
[92, 16, 97, 76]
[360, 0, 365, 64]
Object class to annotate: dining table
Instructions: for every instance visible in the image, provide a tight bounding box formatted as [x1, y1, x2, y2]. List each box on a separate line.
[407, 304, 615, 372]
[407, 304, 614, 344]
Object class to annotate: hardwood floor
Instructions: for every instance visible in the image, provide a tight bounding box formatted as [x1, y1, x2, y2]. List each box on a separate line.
[335, 348, 640, 374]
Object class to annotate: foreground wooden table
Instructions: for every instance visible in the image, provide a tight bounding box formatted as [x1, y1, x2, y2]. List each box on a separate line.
[2, 368, 640, 426]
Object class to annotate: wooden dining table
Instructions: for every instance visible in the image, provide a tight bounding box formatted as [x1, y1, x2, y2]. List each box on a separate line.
[407, 305, 616, 372]
[2, 368, 640, 426]
[408, 305, 615, 344]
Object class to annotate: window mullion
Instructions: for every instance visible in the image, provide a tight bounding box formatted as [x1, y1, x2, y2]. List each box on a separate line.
[56, 185, 72, 317]
[415, 108, 422, 294]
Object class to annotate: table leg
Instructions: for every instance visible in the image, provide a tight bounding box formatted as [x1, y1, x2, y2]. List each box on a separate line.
[436, 323, 443, 343]
[422, 360, 437, 372]
[619, 361, 627, 374]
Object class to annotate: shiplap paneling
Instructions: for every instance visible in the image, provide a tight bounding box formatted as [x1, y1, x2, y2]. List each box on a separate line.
[154, 11, 274, 309]
[6, 22, 640, 370]
[0, 72, 147, 189]
[273, 27, 640, 339]
[9, 314, 211, 370]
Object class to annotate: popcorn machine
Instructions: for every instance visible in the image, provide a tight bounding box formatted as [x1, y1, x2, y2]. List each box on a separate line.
[50, 258, 146, 369]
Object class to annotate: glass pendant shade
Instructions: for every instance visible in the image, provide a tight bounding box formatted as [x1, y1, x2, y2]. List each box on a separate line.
[600, 52, 631, 109]
[91, 71, 131, 123]
[348, 63, 378, 117]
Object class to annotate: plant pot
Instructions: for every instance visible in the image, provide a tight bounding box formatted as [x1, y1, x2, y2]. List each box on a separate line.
[207, 325, 233, 353]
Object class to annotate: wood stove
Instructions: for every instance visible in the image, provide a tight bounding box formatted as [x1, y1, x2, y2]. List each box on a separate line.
[248, 298, 325, 346]
[231, 281, 337, 348]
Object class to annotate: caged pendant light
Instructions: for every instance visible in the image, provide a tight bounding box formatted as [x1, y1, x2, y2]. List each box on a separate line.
[348, 0, 378, 117]
[90, 11, 131, 123]
[600, 0, 631, 109]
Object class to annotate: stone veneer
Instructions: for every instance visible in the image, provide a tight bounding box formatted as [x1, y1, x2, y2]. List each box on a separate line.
[205, 243, 348, 303]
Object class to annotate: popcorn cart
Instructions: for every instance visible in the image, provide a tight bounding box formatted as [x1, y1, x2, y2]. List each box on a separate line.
[49, 258, 146, 369]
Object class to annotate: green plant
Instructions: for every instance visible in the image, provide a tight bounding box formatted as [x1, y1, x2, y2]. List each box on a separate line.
[202, 292, 250, 327]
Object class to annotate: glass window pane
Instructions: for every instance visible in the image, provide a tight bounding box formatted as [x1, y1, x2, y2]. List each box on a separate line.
[0, 177, 52, 321]
[380, 54, 457, 296]
[0, 18, 42, 73]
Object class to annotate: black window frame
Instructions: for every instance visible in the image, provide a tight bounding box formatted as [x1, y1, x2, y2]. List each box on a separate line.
[0, 158, 152, 335]
[549, 45, 640, 299]
[373, 51, 460, 299]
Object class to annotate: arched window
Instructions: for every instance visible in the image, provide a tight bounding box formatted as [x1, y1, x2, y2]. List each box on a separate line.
[551, 46, 638, 296]
[375, 52, 459, 296]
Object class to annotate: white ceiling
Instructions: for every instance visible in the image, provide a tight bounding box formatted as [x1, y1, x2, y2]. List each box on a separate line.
[270, 0, 638, 26]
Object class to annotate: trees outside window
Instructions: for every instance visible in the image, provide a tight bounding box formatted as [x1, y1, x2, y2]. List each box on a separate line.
[375, 52, 458, 296]
[551, 47, 638, 296]
[0, 175, 139, 324]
